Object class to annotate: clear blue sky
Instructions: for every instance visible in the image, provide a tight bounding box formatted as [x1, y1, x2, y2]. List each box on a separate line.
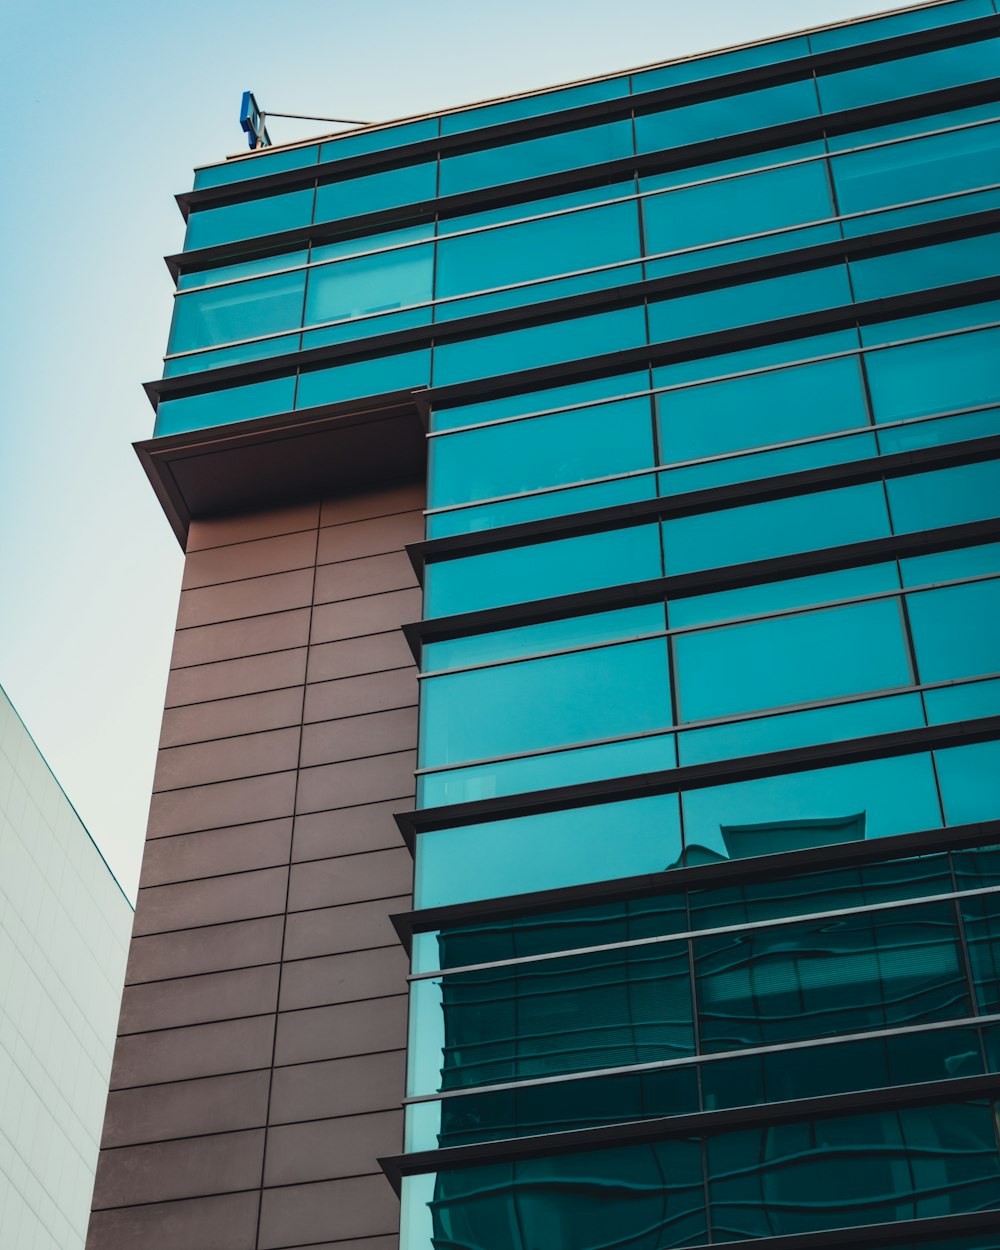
[0, 0, 932, 897]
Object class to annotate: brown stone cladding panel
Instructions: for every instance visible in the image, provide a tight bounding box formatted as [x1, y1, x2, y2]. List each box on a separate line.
[90, 485, 421, 1248]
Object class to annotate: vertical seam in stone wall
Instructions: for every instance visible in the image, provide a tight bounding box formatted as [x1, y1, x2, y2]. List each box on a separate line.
[253, 509, 320, 1250]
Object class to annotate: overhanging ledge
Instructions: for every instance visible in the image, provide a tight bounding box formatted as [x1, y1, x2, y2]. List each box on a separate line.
[134, 388, 429, 547]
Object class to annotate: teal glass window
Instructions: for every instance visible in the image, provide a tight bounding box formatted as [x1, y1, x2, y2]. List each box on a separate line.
[635, 78, 820, 153]
[632, 37, 810, 93]
[423, 523, 663, 617]
[670, 562, 901, 629]
[961, 890, 1000, 1013]
[436, 200, 641, 300]
[404, 1101, 1000, 1250]
[647, 263, 854, 344]
[176, 249, 309, 291]
[679, 751, 943, 864]
[864, 325, 1000, 424]
[438, 119, 634, 197]
[317, 117, 439, 163]
[678, 691, 924, 767]
[809, 0, 994, 52]
[831, 120, 1000, 215]
[428, 396, 655, 510]
[817, 35, 1000, 113]
[168, 269, 307, 355]
[675, 597, 912, 722]
[303, 242, 434, 328]
[313, 160, 437, 225]
[662, 481, 891, 576]
[183, 186, 314, 250]
[887, 456, 1000, 533]
[704, 1101, 1000, 1241]
[193, 144, 320, 189]
[431, 304, 648, 387]
[935, 737, 1000, 826]
[695, 901, 968, 1052]
[441, 78, 629, 138]
[162, 334, 302, 378]
[154, 374, 296, 437]
[294, 346, 431, 411]
[420, 637, 672, 767]
[419, 733, 677, 807]
[900, 539, 1000, 585]
[423, 604, 666, 672]
[850, 230, 1000, 302]
[414, 794, 683, 908]
[431, 370, 648, 432]
[908, 577, 1000, 682]
[642, 159, 836, 263]
[656, 354, 870, 469]
[410, 940, 694, 1094]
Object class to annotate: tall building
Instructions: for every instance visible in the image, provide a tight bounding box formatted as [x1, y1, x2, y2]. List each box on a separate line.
[0, 684, 132, 1250]
[89, 1, 1000, 1247]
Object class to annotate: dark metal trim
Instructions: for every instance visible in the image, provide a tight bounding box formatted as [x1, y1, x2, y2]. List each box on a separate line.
[149, 204, 1000, 405]
[393, 713, 1000, 845]
[134, 387, 427, 546]
[176, 15, 1000, 220]
[402, 517, 1000, 657]
[378, 1071, 1000, 1189]
[389, 817, 1000, 951]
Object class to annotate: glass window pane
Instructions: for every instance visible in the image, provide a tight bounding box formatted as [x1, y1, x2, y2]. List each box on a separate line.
[154, 375, 296, 437]
[304, 243, 434, 327]
[643, 159, 835, 258]
[313, 161, 437, 225]
[657, 355, 870, 467]
[429, 397, 655, 509]
[934, 737, 1000, 825]
[176, 249, 309, 291]
[193, 144, 320, 189]
[632, 36, 810, 93]
[900, 539, 1000, 585]
[850, 230, 1000, 303]
[887, 457, 1000, 533]
[865, 325, 1000, 424]
[439, 119, 634, 196]
[678, 691, 924, 766]
[168, 269, 307, 354]
[695, 901, 967, 1051]
[648, 263, 853, 344]
[420, 637, 672, 766]
[294, 346, 431, 410]
[441, 78, 629, 137]
[680, 751, 943, 864]
[423, 604, 666, 672]
[431, 370, 648, 433]
[636, 78, 819, 153]
[810, 0, 994, 52]
[420, 732, 677, 807]
[675, 598, 912, 721]
[909, 577, 1000, 682]
[432, 304, 647, 387]
[183, 187, 315, 250]
[817, 35, 1000, 113]
[436, 200, 641, 298]
[663, 481, 891, 576]
[414, 794, 683, 908]
[831, 120, 1000, 215]
[670, 562, 901, 628]
[424, 523, 664, 617]
[318, 117, 439, 163]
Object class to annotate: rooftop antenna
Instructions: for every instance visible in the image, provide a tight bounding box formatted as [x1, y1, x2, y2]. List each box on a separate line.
[240, 91, 370, 150]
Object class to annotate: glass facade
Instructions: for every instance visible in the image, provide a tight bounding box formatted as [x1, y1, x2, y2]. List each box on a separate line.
[153, 2, 1000, 1246]
[0, 685, 132, 1249]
